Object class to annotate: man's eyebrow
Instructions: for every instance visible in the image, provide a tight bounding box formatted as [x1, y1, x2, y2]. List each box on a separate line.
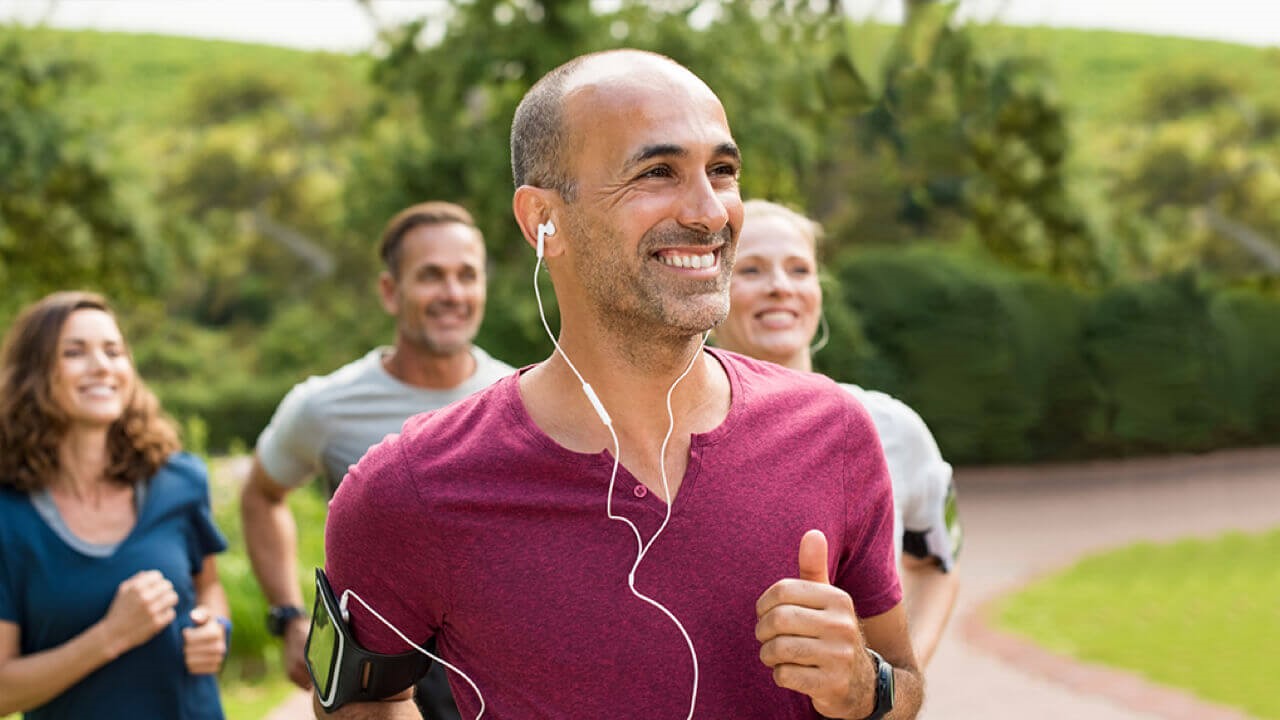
[626, 144, 687, 170]
[624, 142, 742, 170]
[714, 142, 742, 164]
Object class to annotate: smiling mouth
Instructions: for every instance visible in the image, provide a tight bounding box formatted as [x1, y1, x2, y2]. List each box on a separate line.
[756, 309, 801, 329]
[654, 247, 720, 271]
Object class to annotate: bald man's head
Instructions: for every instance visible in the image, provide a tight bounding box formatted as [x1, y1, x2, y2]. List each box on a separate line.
[510, 50, 713, 201]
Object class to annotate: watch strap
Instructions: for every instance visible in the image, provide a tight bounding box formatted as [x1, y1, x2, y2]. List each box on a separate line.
[266, 604, 306, 636]
[860, 648, 895, 720]
[816, 648, 896, 720]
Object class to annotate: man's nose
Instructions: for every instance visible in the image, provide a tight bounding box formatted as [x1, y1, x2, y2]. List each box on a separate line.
[441, 276, 465, 300]
[677, 172, 731, 237]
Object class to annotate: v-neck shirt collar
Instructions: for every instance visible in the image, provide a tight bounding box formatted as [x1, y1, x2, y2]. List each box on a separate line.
[30, 481, 148, 558]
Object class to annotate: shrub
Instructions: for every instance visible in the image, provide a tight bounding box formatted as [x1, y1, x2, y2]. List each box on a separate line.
[830, 246, 1094, 463]
[1084, 273, 1233, 452]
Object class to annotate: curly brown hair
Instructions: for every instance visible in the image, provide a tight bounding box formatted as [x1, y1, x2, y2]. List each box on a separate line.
[0, 291, 180, 492]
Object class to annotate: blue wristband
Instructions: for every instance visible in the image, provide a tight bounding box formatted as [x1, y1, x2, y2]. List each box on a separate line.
[215, 615, 232, 653]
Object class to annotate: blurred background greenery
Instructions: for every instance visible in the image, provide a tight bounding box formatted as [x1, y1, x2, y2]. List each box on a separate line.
[5, 1, 1280, 465]
[3, 1, 1280, 715]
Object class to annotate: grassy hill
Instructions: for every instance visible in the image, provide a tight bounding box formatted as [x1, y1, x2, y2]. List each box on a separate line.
[5, 26, 369, 128]
[7, 22, 1279, 139]
[972, 26, 1280, 125]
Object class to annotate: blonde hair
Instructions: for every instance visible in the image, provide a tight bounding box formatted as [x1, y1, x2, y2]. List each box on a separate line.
[742, 199, 824, 250]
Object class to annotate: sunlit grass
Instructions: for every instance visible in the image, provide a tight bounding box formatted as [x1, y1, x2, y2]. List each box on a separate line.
[996, 528, 1280, 719]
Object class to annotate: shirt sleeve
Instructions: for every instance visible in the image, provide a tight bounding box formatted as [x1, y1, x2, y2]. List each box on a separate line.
[833, 396, 903, 619]
[324, 424, 444, 656]
[255, 380, 325, 489]
[176, 454, 229, 570]
[886, 400, 961, 571]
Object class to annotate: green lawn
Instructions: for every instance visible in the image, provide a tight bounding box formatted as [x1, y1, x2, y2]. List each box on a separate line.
[996, 528, 1280, 719]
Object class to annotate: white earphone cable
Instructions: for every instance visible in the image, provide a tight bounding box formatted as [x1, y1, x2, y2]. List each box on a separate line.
[533, 242, 702, 720]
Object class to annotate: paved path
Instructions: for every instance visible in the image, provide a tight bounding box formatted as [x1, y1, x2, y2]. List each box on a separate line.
[268, 447, 1280, 719]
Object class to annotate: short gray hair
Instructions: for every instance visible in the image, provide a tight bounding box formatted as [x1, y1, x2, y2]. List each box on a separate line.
[510, 56, 584, 199]
[510, 50, 690, 201]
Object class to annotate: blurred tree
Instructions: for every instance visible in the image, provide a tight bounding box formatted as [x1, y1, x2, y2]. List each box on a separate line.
[1107, 62, 1280, 279]
[0, 32, 167, 319]
[157, 59, 373, 326]
[815, 2, 1104, 285]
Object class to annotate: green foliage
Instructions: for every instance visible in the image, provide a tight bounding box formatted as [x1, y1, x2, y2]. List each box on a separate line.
[207, 458, 328, 681]
[817, 3, 1101, 284]
[1211, 289, 1280, 436]
[1139, 62, 1249, 122]
[828, 248, 1280, 462]
[0, 30, 166, 317]
[4, 18, 1280, 461]
[830, 246, 1099, 462]
[1084, 274, 1237, 452]
[997, 530, 1280, 719]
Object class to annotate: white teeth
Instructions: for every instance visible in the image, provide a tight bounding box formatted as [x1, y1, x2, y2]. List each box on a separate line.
[658, 252, 716, 269]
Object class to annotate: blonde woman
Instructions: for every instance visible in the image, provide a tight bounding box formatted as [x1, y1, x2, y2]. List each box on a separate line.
[717, 201, 962, 666]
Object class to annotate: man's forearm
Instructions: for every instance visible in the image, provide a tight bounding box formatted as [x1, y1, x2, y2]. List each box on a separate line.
[241, 478, 303, 606]
[886, 665, 923, 720]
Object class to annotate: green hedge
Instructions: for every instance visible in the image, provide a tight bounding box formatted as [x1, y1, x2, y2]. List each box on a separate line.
[825, 248, 1280, 463]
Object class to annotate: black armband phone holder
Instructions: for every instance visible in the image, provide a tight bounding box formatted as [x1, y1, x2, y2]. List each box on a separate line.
[305, 568, 433, 713]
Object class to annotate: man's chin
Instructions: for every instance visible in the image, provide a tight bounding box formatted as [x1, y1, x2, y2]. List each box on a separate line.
[666, 299, 729, 336]
[405, 332, 476, 357]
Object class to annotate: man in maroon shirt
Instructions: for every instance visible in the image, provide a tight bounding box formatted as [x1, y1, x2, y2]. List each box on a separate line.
[321, 49, 923, 719]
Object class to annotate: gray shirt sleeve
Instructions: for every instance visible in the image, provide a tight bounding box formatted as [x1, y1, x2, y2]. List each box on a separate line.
[255, 380, 326, 489]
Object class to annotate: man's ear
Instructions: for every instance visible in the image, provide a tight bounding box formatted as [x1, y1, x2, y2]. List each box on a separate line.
[377, 270, 399, 315]
[513, 186, 565, 258]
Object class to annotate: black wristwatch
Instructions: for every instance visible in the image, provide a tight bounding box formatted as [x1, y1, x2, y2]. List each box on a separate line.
[266, 605, 306, 637]
[860, 648, 895, 720]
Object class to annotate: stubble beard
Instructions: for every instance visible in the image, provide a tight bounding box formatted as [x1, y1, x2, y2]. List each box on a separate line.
[572, 217, 735, 342]
[399, 307, 478, 358]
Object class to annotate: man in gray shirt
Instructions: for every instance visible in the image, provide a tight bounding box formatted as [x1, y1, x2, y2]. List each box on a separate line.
[240, 201, 513, 719]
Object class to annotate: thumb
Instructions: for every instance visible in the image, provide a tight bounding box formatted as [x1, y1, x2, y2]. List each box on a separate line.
[190, 606, 210, 625]
[798, 529, 830, 584]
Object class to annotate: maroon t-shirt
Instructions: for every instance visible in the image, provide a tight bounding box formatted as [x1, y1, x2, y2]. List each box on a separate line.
[326, 349, 900, 719]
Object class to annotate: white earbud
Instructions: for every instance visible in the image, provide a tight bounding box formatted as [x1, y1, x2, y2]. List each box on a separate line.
[536, 220, 556, 259]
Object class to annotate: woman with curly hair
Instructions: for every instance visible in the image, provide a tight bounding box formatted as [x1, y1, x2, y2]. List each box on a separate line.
[0, 291, 229, 719]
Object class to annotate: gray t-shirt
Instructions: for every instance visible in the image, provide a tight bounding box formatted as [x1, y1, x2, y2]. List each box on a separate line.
[256, 346, 514, 494]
